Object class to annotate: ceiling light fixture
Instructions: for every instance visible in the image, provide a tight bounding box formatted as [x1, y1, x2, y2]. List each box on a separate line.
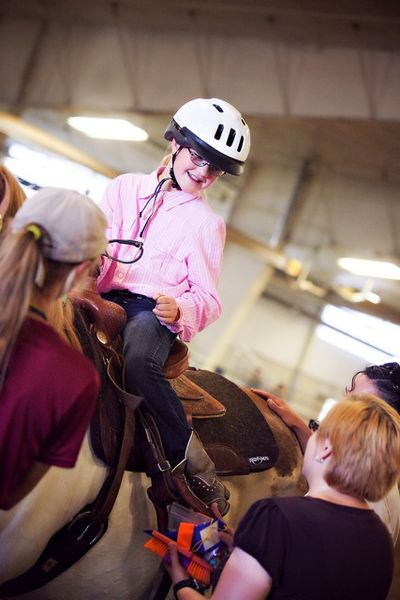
[337, 258, 400, 280]
[67, 117, 148, 141]
[337, 286, 381, 304]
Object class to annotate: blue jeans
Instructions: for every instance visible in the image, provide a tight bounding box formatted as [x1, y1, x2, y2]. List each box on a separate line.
[102, 290, 191, 466]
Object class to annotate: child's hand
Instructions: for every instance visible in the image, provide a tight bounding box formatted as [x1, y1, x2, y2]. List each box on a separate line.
[166, 542, 189, 585]
[153, 294, 180, 323]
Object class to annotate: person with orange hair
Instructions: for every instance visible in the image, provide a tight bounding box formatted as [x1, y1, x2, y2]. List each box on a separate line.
[253, 361, 400, 542]
[167, 392, 400, 600]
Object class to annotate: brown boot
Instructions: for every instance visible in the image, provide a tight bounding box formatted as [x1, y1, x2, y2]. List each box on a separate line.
[171, 431, 230, 517]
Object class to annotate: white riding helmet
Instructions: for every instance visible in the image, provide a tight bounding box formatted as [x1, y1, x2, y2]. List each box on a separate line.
[164, 98, 251, 175]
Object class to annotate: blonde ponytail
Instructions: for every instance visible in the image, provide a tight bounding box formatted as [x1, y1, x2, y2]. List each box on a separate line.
[0, 231, 39, 368]
[0, 228, 78, 372]
[160, 152, 172, 166]
[47, 299, 82, 353]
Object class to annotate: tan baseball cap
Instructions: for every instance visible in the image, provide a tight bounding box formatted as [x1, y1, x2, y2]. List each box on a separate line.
[12, 187, 108, 263]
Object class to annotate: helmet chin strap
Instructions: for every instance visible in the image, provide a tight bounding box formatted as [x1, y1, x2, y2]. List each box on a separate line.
[169, 147, 182, 191]
[139, 147, 183, 231]
[137, 146, 183, 238]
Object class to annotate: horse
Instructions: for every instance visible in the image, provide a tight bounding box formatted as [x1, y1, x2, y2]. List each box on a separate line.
[0, 303, 306, 600]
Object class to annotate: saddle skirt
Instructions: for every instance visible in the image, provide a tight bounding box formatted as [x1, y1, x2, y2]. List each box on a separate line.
[185, 369, 279, 475]
[91, 368, 279, 477]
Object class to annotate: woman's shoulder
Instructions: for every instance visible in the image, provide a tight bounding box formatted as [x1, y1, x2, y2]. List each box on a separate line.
[28, 319, 96, 372]
[240, 496, 318, 529]
[234, 498, 294, 550]
[16, 319, 99, 394]
[241, 496, 304, 521]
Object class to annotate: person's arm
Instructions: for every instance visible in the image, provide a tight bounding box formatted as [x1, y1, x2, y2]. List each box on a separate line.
[168, 543, 272, 600]
[168, 215, 226, 342]
[5, 461, 50, 509]
[251, 389, 311, 453]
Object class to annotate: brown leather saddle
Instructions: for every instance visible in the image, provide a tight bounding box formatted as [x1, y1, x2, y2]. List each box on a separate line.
[72, 290, 278, 479]
[70, 289, 226, 422]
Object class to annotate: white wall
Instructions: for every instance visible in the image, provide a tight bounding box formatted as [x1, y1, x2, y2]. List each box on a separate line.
[186, 158, 392, 418]
[190, 293, 371, 421]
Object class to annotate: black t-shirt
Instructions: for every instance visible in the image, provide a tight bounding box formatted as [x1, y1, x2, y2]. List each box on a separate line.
[234, 496, 393, 600]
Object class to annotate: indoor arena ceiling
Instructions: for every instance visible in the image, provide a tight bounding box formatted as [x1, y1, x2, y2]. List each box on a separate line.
[1, 0, 400, 327]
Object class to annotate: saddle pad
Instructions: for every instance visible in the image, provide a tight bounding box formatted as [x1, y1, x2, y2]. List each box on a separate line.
[187, 370, 278, 475]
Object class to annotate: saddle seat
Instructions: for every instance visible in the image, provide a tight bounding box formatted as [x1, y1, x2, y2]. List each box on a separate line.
[68, 288, 225, 420]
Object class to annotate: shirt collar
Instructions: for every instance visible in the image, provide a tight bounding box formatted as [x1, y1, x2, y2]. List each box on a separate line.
[140, 166, 202, 210]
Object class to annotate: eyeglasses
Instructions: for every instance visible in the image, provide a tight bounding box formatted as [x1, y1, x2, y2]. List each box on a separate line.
[102, 239, 144, 264]
[186, 147, 224, 177]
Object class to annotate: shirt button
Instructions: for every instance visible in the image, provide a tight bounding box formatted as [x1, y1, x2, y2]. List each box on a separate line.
[117, 272, 123, 279]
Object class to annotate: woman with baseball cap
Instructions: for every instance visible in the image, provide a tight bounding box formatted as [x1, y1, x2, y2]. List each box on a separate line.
[0, 186, 108, 509]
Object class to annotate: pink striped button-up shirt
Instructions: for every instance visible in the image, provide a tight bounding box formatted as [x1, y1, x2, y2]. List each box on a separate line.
[96, 168, 226, 342]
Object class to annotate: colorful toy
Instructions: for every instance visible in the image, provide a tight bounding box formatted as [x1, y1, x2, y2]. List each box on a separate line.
[144, 516, 227, 586]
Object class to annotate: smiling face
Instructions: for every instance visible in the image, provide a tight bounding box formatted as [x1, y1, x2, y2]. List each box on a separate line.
[170, 140, 223, 194]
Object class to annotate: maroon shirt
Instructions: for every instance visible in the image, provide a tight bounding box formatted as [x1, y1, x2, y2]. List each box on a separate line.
[0, 318, 99, 509]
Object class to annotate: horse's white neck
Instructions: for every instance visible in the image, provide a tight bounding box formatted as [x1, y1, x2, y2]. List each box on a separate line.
[0, 433, 108, 583]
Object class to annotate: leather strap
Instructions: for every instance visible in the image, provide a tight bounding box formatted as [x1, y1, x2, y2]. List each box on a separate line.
[89, 405, 135, 523]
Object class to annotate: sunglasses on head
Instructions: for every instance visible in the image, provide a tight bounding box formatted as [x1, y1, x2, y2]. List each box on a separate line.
[185, 147, 224, 177]
[308, 419, 320, 432]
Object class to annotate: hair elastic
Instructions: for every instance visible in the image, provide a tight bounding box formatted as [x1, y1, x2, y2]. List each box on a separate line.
[26, 224, 42, 241]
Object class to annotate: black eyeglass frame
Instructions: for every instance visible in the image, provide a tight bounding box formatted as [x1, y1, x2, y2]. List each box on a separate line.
[102, 238, 144, 264]
[185, 147, 225, 177]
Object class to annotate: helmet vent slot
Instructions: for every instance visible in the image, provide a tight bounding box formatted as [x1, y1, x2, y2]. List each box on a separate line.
[226, 128, 236, 147]
[237, 136, 244, 153]
[214, 124, 224, 140]
[213, 103, 224, 113]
